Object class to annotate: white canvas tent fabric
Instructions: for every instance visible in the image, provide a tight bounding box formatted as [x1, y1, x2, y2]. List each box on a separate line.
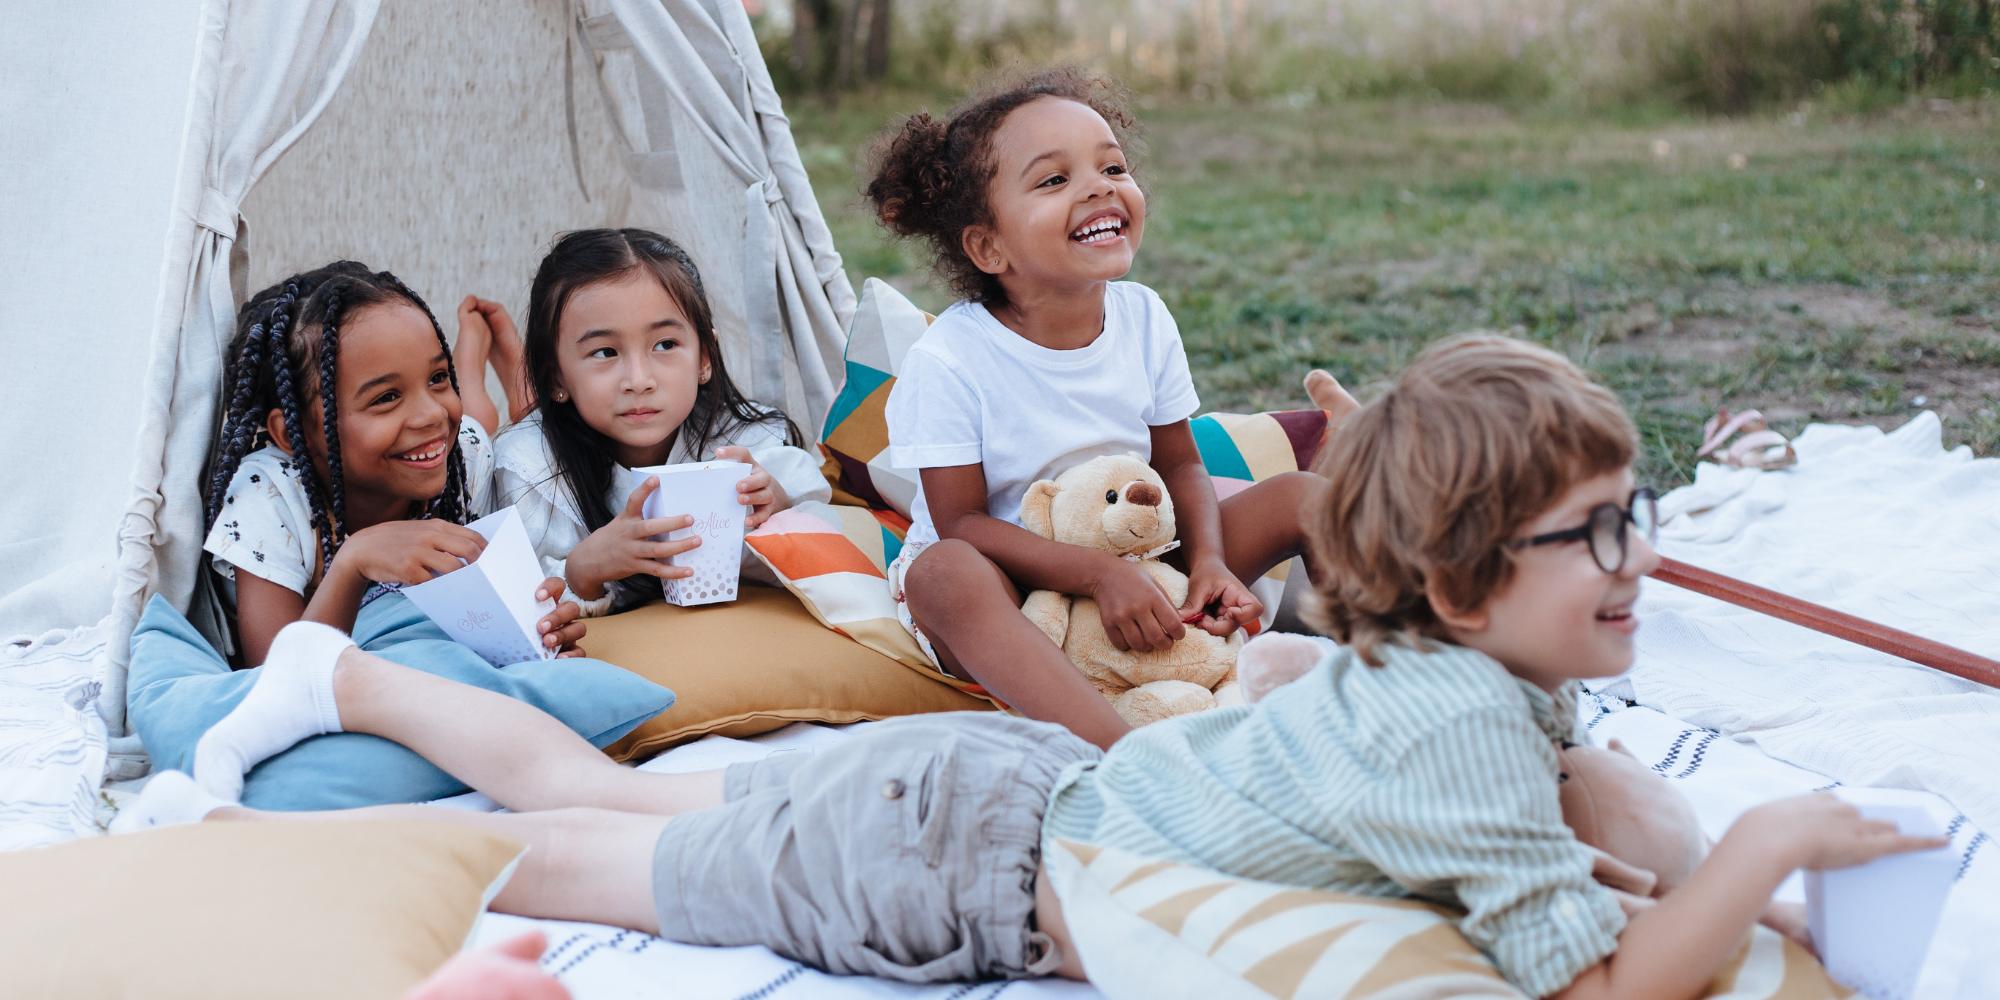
[0, 0, 855, 837]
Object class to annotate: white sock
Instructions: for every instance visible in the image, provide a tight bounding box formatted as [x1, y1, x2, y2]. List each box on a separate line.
[109, 770, 235, 834]
[192, 620, 352, 800]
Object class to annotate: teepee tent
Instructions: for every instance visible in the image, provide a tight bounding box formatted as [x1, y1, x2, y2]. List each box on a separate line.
[0, 0, 854, 845]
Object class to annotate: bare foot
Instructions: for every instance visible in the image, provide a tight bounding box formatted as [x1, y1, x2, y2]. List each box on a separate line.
[1304, 369, 1360, 430]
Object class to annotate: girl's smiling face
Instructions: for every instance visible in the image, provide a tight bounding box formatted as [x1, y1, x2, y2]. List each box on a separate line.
[552, 270, 709, 469]
[288, 300, 462, 514]
[968, 96, 1145, 297]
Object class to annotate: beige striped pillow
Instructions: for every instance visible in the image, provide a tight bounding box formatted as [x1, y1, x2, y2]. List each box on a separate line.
[1046, 839, 1851, 999]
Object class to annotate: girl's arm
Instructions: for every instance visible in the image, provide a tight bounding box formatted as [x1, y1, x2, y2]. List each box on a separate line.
[233, 572, 317, 665]
[1148, 421, 1260, 635]
[925, 464, 1187, 652]
[1552, 794, 1947, 1000]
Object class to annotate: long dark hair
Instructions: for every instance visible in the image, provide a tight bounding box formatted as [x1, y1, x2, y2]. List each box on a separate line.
[206, 261, 472, 575]
[523, 228, 801, 532]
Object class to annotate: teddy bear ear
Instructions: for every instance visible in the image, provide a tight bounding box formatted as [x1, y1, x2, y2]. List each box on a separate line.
[1020, 479, 1062, 539]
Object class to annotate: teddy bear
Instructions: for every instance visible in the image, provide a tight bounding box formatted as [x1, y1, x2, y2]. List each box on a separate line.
[1018, 454, 1243, 726]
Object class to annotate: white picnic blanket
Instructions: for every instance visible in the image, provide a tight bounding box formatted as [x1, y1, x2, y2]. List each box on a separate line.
[1618, 412, 2000, 836]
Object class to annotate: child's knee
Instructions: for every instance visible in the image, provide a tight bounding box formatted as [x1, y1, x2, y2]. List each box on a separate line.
[905, 540, 1006, 618]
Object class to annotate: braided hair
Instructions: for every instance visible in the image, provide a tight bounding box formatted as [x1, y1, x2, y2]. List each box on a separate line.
[206, 262, 473, 578]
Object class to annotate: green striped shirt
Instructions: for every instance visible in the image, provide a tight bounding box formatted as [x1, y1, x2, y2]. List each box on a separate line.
[1042, 641, 1625, 997]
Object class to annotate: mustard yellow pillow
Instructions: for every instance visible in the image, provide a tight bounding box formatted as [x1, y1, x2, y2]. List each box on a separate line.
[587, 586, 993, 762]
[1, 821, 523, 1000]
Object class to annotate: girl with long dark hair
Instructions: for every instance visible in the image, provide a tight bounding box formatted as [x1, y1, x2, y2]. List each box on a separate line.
[481, 228, 828, 614]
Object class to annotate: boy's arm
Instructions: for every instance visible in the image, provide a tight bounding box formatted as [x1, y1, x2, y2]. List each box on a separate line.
[1549, 828, 1791, 1000]
[1554, 794, 1945, 1000]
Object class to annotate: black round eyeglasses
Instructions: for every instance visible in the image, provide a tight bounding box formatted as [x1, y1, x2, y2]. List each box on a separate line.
[1506, 488, 1659, 574]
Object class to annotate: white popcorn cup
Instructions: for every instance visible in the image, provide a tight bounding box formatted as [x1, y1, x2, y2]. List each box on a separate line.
[633, 460, 751, 606]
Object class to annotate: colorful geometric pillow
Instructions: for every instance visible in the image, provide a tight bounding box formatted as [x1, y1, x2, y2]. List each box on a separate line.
[1045, 839, 1852, 1000]
[817, 277, 934, 513]
[746, 501, 998, 703]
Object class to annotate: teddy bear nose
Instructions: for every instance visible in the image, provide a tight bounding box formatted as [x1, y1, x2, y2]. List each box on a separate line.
[1124, 482, 1162, 507]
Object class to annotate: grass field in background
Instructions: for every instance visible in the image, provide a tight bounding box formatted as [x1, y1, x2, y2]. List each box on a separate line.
[789, 92, 2000, 486]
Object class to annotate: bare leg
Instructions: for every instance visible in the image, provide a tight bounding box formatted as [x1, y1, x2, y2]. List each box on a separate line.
[330, 647, 723, 815]
[905, 540, 1131, 750]
[1175, 471, 1325, 590]
[221, 803, 669, 934]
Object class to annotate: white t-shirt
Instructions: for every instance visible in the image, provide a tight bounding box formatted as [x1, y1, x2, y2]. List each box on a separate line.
[204, 420, 497, 598]
[886, 281, 1200, 547]
[493, 410, 831, 615]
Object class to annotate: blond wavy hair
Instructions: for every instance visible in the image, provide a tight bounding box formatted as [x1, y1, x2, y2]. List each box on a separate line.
[1308, 335, 1637, 664]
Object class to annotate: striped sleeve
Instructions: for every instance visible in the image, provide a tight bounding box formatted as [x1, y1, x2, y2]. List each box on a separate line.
[1345, 703, 1625, 997]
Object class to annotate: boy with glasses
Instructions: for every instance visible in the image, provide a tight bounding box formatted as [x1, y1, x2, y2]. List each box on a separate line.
[119, 336, 1939, 999]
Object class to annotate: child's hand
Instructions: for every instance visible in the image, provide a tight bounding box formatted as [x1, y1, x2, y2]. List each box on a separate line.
[534, 576, 587, 657]
[404, 929, 570, 1000]
[336, 520, 488, 586]
[565, 476, 700, 599]
[1179, 558, 1262, 637]
[1091, 557, 1186, 653]
[715, 445, 791, 528]
[1745, 792, 1949, 871]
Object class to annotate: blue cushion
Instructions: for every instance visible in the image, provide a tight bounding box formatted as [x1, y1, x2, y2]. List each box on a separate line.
[127, 593, 674, 810]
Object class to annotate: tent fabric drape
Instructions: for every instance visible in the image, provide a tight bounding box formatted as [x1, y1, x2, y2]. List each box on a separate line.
[0, 0, 379, 752]
[582, 0, 856, 431]
[101, 0, 382, 747]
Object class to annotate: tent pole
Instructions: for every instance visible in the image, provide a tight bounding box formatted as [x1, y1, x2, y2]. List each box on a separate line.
[1650, 556, 2000, 691]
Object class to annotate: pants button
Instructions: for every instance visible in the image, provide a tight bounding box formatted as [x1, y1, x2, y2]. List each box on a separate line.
[882, 779, 906, 800]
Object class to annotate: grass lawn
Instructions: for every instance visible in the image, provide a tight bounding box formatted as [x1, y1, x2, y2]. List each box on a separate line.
[787, 92, 2000, 486]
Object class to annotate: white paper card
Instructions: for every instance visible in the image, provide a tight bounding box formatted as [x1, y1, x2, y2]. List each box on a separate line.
[400, 506, 556, 667]
[633, 460, 750, 607]
[1805, 787, 1957, 1000]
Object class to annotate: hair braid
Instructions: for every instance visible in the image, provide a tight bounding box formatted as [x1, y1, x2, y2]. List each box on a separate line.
[315, 289, 350, 557]
[375, 269, 471, 524]
[205, 284, 296, 527]
[270, 331, 337, 574]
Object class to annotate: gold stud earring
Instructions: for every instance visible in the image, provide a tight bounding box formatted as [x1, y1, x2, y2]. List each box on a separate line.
[554, 390, 568, 402]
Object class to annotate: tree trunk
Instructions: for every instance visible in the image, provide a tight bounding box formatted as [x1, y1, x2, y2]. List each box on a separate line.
[864, 0, 894, 81]
[834, 0, 865, 91]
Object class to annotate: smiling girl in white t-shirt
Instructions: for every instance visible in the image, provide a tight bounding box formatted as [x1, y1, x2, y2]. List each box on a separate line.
[866, 70, 1342, 749]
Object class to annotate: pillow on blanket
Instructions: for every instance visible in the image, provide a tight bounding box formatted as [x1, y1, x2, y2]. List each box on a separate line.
[126, 593, 672, 810]
[1046, 839, 1852, 1000]
[586, 585, 992, 762]
[0, 820, 521, 1000]
[746, 501, 998, 701]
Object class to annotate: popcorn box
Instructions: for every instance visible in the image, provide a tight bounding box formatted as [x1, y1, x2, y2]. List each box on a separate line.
[400, 506, 557, 667]
[1805, 787, 1957, 1000]
[633, 460, 751, 607]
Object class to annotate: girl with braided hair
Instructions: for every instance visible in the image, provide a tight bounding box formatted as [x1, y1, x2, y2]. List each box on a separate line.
[205, 261, 587, 663]
[465, 228, 828, 615]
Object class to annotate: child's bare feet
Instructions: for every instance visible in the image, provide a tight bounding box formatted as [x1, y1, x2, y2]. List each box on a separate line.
[1304, 369, 1360, 429]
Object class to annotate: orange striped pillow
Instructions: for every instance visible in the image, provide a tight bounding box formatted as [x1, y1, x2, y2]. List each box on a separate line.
[746, 501, 997, 703]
